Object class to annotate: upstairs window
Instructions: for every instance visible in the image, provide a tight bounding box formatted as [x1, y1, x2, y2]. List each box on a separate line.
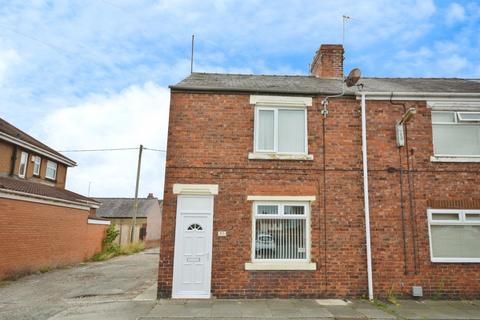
[45, 160, 57, 180]
[18, 151, 28, 178]
[255, 107, 307, 154]
[432, 111, 480, 157]
[33, 156, 41, 176]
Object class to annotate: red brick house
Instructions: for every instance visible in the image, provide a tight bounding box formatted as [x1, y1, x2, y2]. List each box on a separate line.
[0, 118, 109, 279]
[158, 44, 480, 299]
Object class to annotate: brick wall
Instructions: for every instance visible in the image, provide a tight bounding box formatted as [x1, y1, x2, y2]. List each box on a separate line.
[0, 198, 106, 279]
[0, 140, 68, 188]
[0, 141, 14, 174]
[158, 91, 480, 298]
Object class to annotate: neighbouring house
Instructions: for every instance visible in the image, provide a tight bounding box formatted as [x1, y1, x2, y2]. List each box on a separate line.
[0, 117, 109, 280]
[95, 194, 162, 248]
[158, 44, 480, 299]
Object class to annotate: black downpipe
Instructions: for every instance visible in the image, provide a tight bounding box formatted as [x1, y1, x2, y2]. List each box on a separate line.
[398, 148, 408, 275]
[390, 94, 419, 275]
[404, 130, 419, 275]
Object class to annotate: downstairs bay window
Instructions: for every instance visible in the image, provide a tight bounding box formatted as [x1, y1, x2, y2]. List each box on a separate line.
[245, 197, 316, 270]
[428, 209, 480, 263]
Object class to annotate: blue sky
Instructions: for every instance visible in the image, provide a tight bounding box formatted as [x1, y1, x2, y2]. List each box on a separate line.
[0, 0, 479, 197]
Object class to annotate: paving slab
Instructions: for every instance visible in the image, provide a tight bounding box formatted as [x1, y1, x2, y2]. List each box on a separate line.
[238, 300, 272, 318]
[325, 305, 367, 319]
[211, 300, 244, 318]
[267, 299, 305, 318]
[381, 299, 480, 320]
[295, 299, 334, 318]
[350, 301, 396, 320]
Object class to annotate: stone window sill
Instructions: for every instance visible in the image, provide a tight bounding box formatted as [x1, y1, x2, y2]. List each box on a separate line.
[430, 156, 480, 163]
[245, 262, 317, 271]
[248, 153, 314, 161]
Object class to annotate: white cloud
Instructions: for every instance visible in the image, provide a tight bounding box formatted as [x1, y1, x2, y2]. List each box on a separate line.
[438, 54, 468, 73]
[446, 3, 465, 25]
[40, 82, 169, 198]
[0, 48, 20, 84]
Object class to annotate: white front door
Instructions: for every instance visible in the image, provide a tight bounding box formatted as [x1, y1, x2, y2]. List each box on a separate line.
[172, 195, 214, 299]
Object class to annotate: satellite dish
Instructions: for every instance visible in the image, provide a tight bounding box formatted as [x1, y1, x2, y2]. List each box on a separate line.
[345, 68, 361, 87]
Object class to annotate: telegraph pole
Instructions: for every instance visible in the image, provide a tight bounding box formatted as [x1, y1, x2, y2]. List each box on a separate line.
[130, 144, 143, 243]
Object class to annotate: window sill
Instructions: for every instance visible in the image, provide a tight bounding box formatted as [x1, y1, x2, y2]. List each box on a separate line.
[430, 156, 480, 163]
[245, 262, 317, 271]
[248, 153, 314, 161]
[432, 257, 480, 263]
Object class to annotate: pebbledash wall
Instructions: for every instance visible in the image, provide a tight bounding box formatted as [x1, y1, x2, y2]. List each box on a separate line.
[0, 197, 107, 279]
[158, 91, 480, 298]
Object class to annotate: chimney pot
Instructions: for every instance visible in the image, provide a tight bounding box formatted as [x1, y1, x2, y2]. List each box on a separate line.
[310, 44, 344, 78]
[147, 193, 154, 199]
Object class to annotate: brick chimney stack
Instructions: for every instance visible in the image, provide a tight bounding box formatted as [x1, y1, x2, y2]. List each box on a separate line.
[147, 193, 154, 199]
[310, 44, 344, 78]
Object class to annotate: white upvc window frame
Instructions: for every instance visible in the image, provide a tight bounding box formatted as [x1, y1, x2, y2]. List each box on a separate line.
[45, 160, 57, 180]
[32, 155, 41, 176]
[18, 151, 28, 178]
[430, 109, 480, 162]
[428, 208, 480, 263]
[249, 95, 313, 161]
[254, 106, 308, 155]
[251, 201, 311, 263]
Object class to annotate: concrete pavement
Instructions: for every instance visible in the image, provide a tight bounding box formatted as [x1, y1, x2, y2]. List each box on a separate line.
[141, 298, 480, 319]
[2, 248, 480, 319]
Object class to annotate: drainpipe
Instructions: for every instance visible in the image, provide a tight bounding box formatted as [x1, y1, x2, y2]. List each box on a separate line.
[361, 93, 374, 301]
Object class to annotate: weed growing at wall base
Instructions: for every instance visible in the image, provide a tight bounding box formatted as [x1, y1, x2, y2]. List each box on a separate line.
[90, 225, 145, 261]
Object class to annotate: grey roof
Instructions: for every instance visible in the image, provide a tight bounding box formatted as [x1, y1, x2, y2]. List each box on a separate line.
[170, 73, 480, 95]
[94, 197, 161, 218]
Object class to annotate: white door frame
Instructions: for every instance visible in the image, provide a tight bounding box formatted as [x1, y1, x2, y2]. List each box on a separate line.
[171, 184, 218, 299]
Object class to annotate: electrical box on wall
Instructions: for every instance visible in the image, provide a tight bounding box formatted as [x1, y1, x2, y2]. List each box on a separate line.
[217, 231, 227, 237]
[412, 286, 423, 297]
[396, 123, 405, 147]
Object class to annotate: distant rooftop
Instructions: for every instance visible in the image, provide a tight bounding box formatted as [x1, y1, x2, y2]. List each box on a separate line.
[170, 72, 480, 95]
[94, 197, 162, 218]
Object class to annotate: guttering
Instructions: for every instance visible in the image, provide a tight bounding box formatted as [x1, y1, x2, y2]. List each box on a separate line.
[360, 93, 374, 301]
[169, 86, 356, 97]
[355, 91, 480, 101]
[0, 132, 77, 167]
[0, 188, 99, 210]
